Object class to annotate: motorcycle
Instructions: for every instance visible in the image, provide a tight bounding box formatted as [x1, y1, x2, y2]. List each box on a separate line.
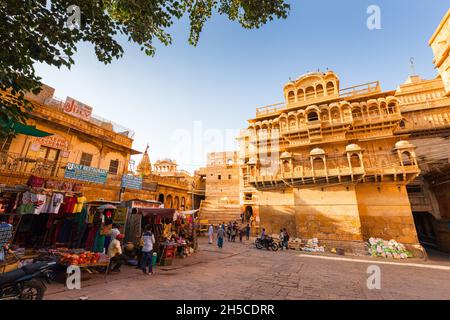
[255, 237, 279, 251]
[0, 261, 57, 300]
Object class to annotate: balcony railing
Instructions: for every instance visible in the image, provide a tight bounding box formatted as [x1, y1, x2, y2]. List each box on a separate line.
[339, 81, 381, 99]
[246, 151, 419, 187]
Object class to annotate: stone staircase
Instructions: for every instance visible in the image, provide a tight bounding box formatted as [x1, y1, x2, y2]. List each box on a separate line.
[199, 201, 242, 225]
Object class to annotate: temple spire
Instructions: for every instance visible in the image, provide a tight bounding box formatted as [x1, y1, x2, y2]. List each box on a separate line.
[137, 143, 152, 177]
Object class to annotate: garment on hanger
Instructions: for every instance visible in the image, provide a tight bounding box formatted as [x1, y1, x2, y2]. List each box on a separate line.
[31, 193, 47, 215]
[47, 193, 64, 214]
[73, 196, 86, 214]
[17, 191, 34, 215]
[61, 196, 77, 214]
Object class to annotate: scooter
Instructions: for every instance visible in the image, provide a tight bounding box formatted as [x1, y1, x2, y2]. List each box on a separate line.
[0, 261, 56, 300]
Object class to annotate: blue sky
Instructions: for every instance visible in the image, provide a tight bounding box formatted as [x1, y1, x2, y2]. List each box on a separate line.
[34, 0, 449, 173]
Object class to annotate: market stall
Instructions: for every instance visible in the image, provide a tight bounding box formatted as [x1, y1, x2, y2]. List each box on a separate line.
[122, 201, 198, 266]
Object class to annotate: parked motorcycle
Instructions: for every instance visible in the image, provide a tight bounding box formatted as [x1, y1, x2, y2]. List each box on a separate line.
[255, 237, 279, 251]
[0, 261, 56, 300]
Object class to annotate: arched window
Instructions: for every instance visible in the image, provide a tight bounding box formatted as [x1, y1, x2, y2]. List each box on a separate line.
[331, 107, 340, 123]
[297, 89, 305, 101]
[368, 105, 380, 117]
[316, 84, 324, 98]
[305, 86, 315, 100]
[388, 103, 397, 114]
[399, 120, 406, 128]
[350, 154, 361, 168]
[307, 111, 319, 122]
[402, 151, 412, 166]
[283, 160, 291, 173]
[287, 91, 295, 104]
[313, 157, 325, 171]
[326, 82, 335, 95]
[158, 194, 164, 204]
[352, 108, 363, 120]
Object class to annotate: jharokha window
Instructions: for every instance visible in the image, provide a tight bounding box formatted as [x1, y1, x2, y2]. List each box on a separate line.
[109, 159, 120, 175]
[80, 152, 93, 167]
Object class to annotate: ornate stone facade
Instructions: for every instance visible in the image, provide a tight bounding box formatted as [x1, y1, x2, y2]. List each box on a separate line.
[238, 71, 421, 250]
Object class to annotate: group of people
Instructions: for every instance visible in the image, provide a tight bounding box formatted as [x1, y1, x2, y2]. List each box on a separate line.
[207, 222, 251, 249]
[259, 227, 290, 250]
[107, 224, 156, 275]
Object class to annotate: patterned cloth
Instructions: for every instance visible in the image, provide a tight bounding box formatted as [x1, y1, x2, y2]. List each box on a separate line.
[0, 222, 13, 247]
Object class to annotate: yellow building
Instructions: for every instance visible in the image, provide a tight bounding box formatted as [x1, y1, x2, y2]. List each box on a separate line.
[199, 152, 242, 225]
[238, 71, 421, 253]
[429, 9, 450, 96]
[0, 84, 192, 207]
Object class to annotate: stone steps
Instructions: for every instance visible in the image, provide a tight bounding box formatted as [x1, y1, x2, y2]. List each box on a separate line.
[199, 202, 242, 225]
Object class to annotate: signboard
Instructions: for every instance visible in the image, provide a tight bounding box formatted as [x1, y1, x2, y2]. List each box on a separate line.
[33, 134, 69, 150]
[121, 175, 143, 190]
[113, 207, 128, 224]
[64, 162, 107, 184]
[63, 97, 93, 121]
[142, 181, 158, 192]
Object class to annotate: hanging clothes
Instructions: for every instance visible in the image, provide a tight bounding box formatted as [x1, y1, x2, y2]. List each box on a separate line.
[46, 193, 64, 214]
[73, 196, 86, 214]
[85, 225, 99, 251]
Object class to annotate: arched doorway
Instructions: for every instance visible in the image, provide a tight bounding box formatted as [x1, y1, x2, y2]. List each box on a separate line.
[158, 194, 164, 204]
[245, 206, 253, 222]
[181, 197, 185, 210]
[174, 196, 180, 210]
[165, 195, 173, 208]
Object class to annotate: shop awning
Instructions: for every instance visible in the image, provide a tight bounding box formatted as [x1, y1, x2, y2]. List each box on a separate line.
[138, 208, 176, 218]
[12, 121, 53, 137]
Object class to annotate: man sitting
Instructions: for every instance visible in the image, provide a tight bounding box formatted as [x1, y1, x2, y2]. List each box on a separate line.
[108, 233, 127, 272]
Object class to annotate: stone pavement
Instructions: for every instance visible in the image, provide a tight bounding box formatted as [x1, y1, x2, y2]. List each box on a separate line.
[45, 237, 450, 300]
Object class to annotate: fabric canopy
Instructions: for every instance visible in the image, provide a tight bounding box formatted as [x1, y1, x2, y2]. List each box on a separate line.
[12, 122, 53, 137]
[138, 208, 176, 219]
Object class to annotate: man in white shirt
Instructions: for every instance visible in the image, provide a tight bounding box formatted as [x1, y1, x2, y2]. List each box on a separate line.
[141, 225, 155, 275]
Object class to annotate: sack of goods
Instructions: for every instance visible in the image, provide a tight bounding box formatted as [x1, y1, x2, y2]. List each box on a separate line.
[367, 237, 413, 259]
[302, 238, 325, 253]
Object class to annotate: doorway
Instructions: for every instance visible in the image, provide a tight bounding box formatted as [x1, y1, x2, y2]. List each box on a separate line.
[413, 212, 437, 248]
[245, 206, 253, 222]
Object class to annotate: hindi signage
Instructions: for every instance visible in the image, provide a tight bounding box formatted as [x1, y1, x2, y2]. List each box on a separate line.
[63, 97, 93, 121]
[64, 162, 107, 184]
[121, 175, 143, 190]
[34, 134, 69, 150]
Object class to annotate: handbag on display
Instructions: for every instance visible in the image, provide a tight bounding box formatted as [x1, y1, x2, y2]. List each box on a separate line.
[27, 175, 45, 188]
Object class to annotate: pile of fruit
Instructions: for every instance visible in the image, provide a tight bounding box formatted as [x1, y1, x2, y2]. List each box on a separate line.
[59, 251, 102, 265]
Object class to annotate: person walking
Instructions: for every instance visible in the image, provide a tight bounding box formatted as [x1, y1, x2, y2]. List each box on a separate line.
[217, 226, 225, 249]
[231, 226, 236, 242]
[245, 224, 250, 240]
[238, 227, 243, 243]
[279, 229, 285, 250]
[283, 228, 290, 250]
[207, 224, 214, 244]
[141, 225, 155, 275]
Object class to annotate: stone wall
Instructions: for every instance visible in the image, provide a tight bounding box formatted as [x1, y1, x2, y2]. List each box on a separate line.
[356, 184, 419, 244]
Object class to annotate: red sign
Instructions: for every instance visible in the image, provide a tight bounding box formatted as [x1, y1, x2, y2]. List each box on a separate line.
[63, 97, 92, 121]
[34, 135, 69, 150]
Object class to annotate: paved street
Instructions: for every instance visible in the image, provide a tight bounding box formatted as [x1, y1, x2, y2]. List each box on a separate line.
[45, 237, 450, 300]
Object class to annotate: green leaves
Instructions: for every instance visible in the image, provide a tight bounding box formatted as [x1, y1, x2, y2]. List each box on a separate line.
[0, 0, 290, 138]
